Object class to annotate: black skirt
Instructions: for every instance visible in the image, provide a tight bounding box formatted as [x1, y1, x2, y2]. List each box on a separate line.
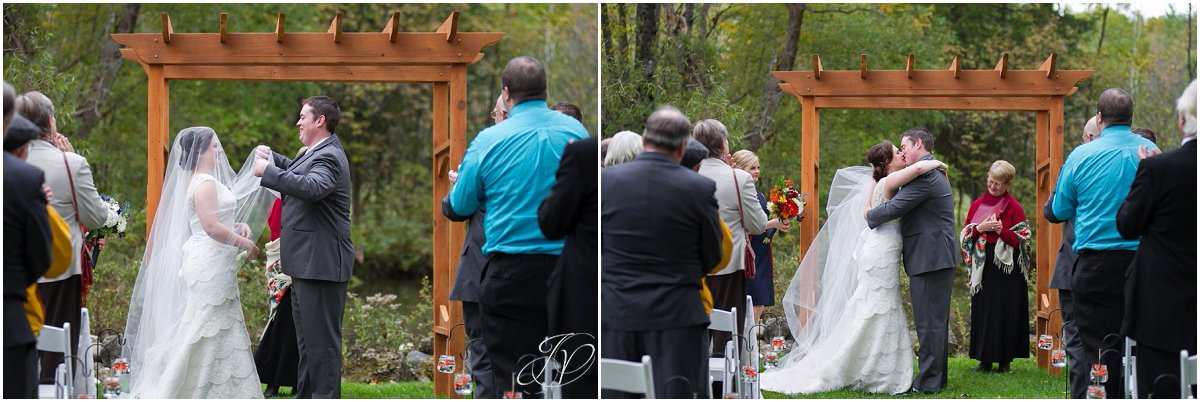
[254, 288, 299, 387]
[969, 243, 1030, 363]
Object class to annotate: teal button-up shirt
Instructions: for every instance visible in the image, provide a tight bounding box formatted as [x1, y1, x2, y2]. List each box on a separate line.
[448, 100, 589, 255]
[1051, 125, 1159, 252]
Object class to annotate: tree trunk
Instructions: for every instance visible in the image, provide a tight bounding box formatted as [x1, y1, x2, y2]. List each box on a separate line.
[744, 4, 805, 152]
[72, 3, 139, 140]
[601, 4, 612, 61]
[635, 4, 660, 104]
[616, 4, 629, 65]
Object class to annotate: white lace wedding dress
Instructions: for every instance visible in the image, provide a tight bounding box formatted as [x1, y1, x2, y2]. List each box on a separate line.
[759, 176, 913, 395]
[131, 174, 262, 398]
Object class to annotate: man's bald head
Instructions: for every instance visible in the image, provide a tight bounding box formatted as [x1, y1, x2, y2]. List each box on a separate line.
[1097, 88, 1133, 127]
[502, 56, 547, 104]
[1082, 115, 1100, 144]
[642, 106, 691, 152]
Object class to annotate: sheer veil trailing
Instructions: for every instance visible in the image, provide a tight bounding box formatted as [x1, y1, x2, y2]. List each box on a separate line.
[123, 127, 276, 388]
[777, 166, 874, 365]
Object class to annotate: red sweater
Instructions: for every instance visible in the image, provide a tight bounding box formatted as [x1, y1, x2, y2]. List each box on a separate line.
[965, 191, 1026, 247]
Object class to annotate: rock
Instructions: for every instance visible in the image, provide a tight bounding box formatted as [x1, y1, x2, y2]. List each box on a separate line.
[406, 350, 432, 365]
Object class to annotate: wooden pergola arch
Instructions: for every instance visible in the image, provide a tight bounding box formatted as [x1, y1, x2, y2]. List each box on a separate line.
[113, 11, 501, 397]
[773, 53, 1092, 374]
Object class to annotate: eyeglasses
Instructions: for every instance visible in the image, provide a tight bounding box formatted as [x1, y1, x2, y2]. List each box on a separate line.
[490, 110, 507, 119]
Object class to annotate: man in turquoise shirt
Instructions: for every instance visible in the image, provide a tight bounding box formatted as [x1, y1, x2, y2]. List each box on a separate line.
[447, 56, 588, 398]
[1049, 88, 1158, 399]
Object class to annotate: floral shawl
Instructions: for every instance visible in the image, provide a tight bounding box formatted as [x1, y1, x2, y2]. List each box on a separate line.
[263, 238, 291, 325]
[960, 220, 1033, 295]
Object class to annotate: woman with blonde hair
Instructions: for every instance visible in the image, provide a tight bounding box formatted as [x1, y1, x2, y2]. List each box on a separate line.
[730, 149, 788, 323]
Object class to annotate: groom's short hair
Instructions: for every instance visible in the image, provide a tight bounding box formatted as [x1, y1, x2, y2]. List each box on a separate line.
[902, 127, 935, 153]
[642, 106, 691, 152]
[502, 56, 547, 104]
[304, 96, 340, 133]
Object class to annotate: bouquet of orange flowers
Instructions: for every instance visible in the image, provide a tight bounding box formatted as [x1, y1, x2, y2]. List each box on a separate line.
[767, 178, 807, 223]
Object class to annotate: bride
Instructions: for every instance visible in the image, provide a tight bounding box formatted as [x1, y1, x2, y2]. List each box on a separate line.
[123, 127, 276, 398]
[759, 140, 945, 395]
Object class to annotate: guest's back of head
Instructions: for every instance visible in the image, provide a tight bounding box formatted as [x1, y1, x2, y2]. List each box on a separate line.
[4, 115, 41, 155]
[1178, 80, 1197, 137]
[15, 91, 54, 136]
[550, 102, 583, 123]
[604, 131, 642, 166]
[1131, 128, 1157, 145]
[680, 138, 708, 171]
[692, 119, 729, 159]
[503, 56, 547, 104]
[642, 106, 692, 152]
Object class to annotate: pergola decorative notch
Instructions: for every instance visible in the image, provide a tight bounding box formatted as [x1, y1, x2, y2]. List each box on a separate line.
[949, 54, 961, 78]
[859, 54, 868, 79]
[906, 54, 915, 79]
[437, 11, 460, 43]
[384, 12, 400, 43]
[327, 12, 343, 43]
[161, 12, 173, 44]
[1039, 53, 1058, 78]
[812, 54, 823, 79]
[219, 13, 227, 43]
[995, 52, 1009, 79]
[275, 13, 285, 43]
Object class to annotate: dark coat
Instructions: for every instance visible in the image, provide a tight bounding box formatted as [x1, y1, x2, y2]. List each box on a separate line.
[601, 151, 724, 332]
[539, 137, 598, 335]
[4, 153, 52, 347]
[261, 135, 355, 282]
[1044, 193, 1079, 290]
[1116, 140, 1196, 352]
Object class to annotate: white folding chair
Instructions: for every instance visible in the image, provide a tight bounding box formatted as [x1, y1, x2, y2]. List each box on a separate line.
[78, 308, 95, 398]
[1181, 350, 1196, 399]
[36, 323, 73, 399]
[743, 295, 760, 399]
[708, 307, 739, 398]
[1126, 337, 1139, 399]
[542, 355, 562, 399]
[600, 355, 655, 398]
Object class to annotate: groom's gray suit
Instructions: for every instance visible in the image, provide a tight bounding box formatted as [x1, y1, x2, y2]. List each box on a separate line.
[261, 134, 354, 398]
[866, 152, 961, 393]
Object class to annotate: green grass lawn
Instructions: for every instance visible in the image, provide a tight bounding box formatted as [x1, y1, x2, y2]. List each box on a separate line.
[266, 382, 441, 399]
[763, 358, 1067, 399]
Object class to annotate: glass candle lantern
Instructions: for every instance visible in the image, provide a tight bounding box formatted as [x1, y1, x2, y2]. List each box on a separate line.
[437, 355, 456, 374]
[453, 373, 474, 396]
[1090, 364, 1108, 383]
[771, 336, 787, 352]
[1051, 349, 1067, 368]
[1038, 334, 1054, 350]
[1087, 384, 1107, 399]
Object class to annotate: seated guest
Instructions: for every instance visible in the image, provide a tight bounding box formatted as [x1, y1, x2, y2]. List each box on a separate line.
[960, 160, 1031, 373]
[1117, 80, 1197, 399]
[604, 131, 642, 167]
[602, 107, 723, 398]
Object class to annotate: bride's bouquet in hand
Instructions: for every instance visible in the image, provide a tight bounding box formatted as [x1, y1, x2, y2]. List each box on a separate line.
[765, 178, 806, 244]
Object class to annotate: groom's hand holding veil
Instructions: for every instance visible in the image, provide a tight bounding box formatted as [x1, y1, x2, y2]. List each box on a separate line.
[252, 145, 272, 177]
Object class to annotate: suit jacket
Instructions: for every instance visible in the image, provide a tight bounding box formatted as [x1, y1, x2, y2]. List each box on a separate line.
[261, 135, 354, 282]
[1043, 192, 1078, 290]
[539, 137, 598, 335]
[25, 140, 108, 282]
[602, 152, 724, 331]
[4, 153, 52, 347]
[442, 198, 485, 303]
[866, 153, 962, 275]
[1116, 140, 1196, 351]
[698, 158, 767, 275]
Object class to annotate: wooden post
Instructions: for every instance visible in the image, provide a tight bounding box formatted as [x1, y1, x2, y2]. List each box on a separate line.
[145, 65, 169, 232]
[798, 96, 820, 260]
[1034, 108, 1057, 374]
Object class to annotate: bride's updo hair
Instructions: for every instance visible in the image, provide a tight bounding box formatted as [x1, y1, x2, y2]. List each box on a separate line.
[865, 140, 895, 182]
[178, 127, 216, 171]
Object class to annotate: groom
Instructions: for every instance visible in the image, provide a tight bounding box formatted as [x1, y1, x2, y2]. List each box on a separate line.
[866, 128, 961, 394]
[253, 95, 354, 399]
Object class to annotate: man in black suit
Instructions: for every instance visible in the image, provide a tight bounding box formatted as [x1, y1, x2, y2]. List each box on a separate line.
[866, 128, 962, 394]
[254, 96, 354, 399]
[601, 106, 724, 398]
[1044, 115, 1099, 399]
[1116, 80, 1197, 399]
[538, 135, 598, 398]
[4, 82, 53, 399]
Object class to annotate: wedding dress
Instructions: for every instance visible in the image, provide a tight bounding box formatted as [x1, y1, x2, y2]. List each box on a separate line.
[124, 127, 275, 398]
[759, 167, 913, 395]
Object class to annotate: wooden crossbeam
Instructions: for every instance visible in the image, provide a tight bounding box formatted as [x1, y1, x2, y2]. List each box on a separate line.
[219, 13, 228, 43]
[328, 12, 343, 43]
[812, 54, 823, 79]
[275, 13, 285, 43]
[437, 11, 459, 42]
[161, 12, 173, 44]
[113, 32, 504, 65]
[906, 54, 914, 79]
[384, 12, 399, 43]
[949, 54, 961, 78]
[1039, 53, 1057, 78]
[860, 54, 868, 79]
[772, 69, 1092, 97]
[995, 52, 1009, 79]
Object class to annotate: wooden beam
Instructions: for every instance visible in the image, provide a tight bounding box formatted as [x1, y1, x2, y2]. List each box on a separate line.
[772, 69, 1092, 97]
[161, 12, 173, 44]
[112, 32, 504, 65]
[162, 65, 453, 83]
[145, 64, 169, 231]
[275, 13, 285, 43]
[219, 13, 228, 43]
[995, 52, 1009, 79]
[948, 54, 961, 78]
[383, 12, 399, 43]
[812, 54, 823, 79]
[1039, 53, 1058, 78]
[859, 54, 867, 79]
[798, 96, 820, 260]
[437, 11, 459, 43]
[327, 12, 343, 43]
[906, 54, 914, 79]
[813, 96, 1053, 111]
